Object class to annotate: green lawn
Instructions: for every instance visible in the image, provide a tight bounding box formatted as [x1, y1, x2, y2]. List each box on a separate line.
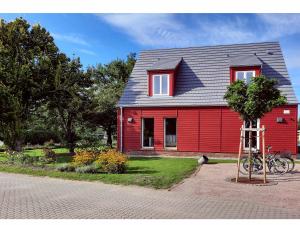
[0, 149, 198, 189]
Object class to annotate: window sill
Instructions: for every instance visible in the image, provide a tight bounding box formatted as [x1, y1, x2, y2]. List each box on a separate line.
[141, 147, 154, 151]
[151, 95, 173, 98]
[164, 147, 177, 151]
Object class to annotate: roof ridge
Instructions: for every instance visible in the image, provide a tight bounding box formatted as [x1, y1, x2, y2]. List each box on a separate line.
[140, 41, 280, 53]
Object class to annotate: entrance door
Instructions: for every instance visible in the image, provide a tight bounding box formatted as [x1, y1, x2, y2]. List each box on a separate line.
[244, 119, 260, 152]
[142, 118, 154, 148]
[164, 118, 177, 148]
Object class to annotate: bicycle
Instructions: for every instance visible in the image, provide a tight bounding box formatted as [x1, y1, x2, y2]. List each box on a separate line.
[276, 151, 295, 172]
[240, 146, 289, 175]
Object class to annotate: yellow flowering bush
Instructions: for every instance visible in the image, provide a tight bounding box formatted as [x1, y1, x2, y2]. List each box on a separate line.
[96, 150, 127, 174]
[73, 149, 99, 166]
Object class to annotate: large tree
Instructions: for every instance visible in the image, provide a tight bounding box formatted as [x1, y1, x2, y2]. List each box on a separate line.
[47, 56, 93, 153]
[0, 18, 61, 151]
[85, 53, 136, 147]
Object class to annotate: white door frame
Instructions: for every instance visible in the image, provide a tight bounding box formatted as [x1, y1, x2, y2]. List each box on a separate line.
[164, 118, 177, 149]
[243, 119, 260, 152]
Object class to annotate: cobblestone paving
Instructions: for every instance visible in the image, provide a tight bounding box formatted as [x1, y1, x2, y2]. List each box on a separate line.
[0, 163, 299, 219]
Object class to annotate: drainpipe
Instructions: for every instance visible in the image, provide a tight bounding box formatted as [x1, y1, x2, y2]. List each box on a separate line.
[120, 106, 123, 153]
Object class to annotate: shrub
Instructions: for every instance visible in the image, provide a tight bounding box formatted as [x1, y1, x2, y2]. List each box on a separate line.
[75, 164, 101, 174]
[42, 148, 56, 163]
[72, 149, 99, 166]
[98, 145, 113, 152]
[5, 151, 40, 165]
[96, 150, 127, 174]
[23, 129, 61, 145]
[56, 163, 76, 172]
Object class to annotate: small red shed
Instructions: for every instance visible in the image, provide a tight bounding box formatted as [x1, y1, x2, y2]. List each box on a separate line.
[117, 42, 298, 156]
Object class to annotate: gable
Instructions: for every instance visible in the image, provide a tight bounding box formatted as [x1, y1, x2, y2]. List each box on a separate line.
[119, 42, 298, 107]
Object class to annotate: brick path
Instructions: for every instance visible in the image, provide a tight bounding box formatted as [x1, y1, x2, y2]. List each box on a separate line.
[0, 163, 299, 219]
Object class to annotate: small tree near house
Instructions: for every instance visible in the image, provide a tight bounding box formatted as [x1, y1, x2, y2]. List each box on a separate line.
[224, 75, 287, 180]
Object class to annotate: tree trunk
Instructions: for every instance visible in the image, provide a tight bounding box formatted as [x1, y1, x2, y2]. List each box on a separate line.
[106, 126, 113, 148]
[66, 130, 76, 155]
[15, 139, 22, 152]
[65, 116, 76, 155]
[248, 120, 253, 181]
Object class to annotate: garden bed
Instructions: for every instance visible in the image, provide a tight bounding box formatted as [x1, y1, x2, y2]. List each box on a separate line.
[0, 149, 198, 189]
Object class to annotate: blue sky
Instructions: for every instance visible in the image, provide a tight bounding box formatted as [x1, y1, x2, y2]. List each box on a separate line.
[1, 13, 300, 102]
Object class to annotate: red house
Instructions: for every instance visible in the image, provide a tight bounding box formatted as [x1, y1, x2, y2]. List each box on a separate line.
[117, 42, 298, 156]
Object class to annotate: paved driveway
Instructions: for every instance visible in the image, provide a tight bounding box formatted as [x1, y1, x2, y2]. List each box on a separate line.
[0, 163, 299, 219]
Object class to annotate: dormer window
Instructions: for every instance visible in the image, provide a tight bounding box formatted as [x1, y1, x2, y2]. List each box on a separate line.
[235, 71, 255, 84]
[147, 57, 182, 97]
[229, 54, 262, 84]
[153, 74, 169, 96]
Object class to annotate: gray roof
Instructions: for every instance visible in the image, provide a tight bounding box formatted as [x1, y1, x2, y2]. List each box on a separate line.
[119, 42, 298, 107]
[229, 54, 262, 67]
[147, 57, 182, 71]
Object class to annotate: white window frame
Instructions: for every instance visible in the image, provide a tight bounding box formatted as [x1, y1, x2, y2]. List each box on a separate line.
[243, 119, 260, 152]
[152, 74, 169, 96]
[141, 118, 154, 149]
[235, 70, 255, 84]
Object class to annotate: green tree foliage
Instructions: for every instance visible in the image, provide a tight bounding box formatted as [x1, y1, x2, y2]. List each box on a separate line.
[85, 53, 136, 147]
[224, 76, 287, 121]
[47, 57, 93, 153]
[224, 75, 287, 180]
[0, 18, 61, 151]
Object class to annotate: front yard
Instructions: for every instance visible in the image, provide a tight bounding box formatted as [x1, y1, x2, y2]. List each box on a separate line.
[0, 149, 198, 189]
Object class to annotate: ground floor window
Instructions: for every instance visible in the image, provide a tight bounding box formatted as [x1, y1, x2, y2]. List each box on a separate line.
[244, 119, 260, 151]
[142, 118, 154, 147]
[165, 118, 177, 148]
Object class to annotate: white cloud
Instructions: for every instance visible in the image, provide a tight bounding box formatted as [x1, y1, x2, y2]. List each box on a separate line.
[97, 14, 300, 48]
[258, 14, 300, 39]
[52, 33, 90, 47]
[78, 49, 97, 56]
[98, 14, 196, 47]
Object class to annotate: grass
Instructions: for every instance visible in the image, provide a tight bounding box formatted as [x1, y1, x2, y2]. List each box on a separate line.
[0, 149, 198, 189]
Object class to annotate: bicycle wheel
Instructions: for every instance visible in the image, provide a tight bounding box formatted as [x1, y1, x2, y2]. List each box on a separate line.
[242, 156, 262, 174]
[240, 157, 249, 175]
[283, 157, 295, 172]
[274, 158, 289, 175]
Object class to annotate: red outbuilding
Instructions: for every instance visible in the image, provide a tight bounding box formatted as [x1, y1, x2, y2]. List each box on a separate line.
[117, 42, 298, 156]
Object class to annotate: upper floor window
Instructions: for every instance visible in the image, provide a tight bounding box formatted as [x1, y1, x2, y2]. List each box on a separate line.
[153, 74, 169, 96]
[235, 71, 255, 84]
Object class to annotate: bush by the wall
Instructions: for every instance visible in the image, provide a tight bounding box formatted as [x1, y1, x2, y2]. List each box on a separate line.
[96, 150, 127, 174]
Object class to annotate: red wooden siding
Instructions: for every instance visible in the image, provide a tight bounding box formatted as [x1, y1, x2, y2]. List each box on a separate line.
[261, 105, 297, 154]
[230, 66, 261, 83]
[117, 108, 120, 151]
[221, 108, 243, 153]
[118, 105, 298, 155]
[199, 109, 222, 152]
[123, 109, 141, 152]
[177, 109, 199, 151]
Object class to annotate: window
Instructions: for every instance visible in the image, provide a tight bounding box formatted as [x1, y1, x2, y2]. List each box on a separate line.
[153, 74, 169, 96]
[164, 118, 177, 148]
[244, 119, 260, 151]
[142, 118, 154, 148]
[235, 71, 255, 84]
